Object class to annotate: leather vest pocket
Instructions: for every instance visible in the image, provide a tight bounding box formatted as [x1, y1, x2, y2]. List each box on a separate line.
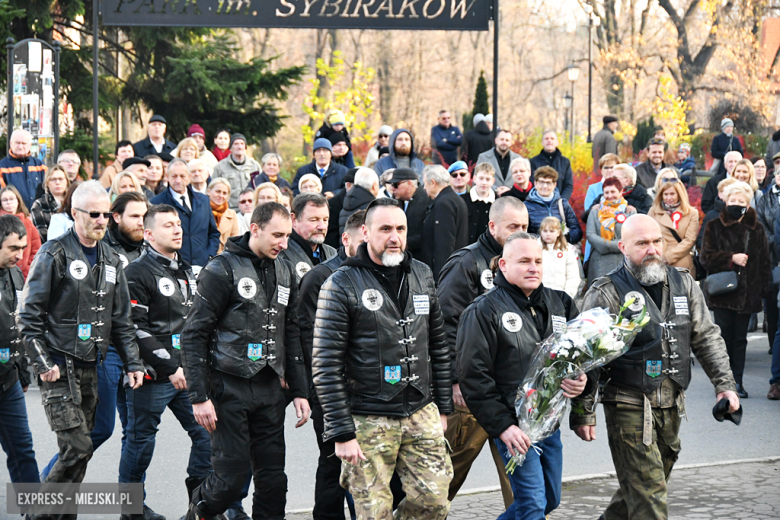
[346, 364, 381, 396]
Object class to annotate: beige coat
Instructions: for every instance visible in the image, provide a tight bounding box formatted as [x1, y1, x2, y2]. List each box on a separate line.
[215, 208, 241, 254]
[649, 204, 700, 276]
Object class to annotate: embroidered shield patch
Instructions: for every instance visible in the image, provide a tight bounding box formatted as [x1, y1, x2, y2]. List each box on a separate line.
[0, 348, 10, 363]
[384, 365, 401, 385]
[646, 360, 662, 378]
[78, 324, 92, 341]
[247, 343, 263, 361]
[172, 334, 181, 350]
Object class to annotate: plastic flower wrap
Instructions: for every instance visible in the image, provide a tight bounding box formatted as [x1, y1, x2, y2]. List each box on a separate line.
[505, 299, 650, 474]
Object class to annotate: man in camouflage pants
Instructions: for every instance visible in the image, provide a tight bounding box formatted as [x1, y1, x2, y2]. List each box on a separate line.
[313, 199, 453, 519]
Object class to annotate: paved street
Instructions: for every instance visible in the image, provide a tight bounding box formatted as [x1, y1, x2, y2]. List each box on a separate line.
[2, 332, 779, 519]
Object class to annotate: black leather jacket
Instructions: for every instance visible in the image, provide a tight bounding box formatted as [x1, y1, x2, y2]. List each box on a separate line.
[0, 267, 27, 391]
[102, 226, 145, 268]
[126, 248, 196, 382]
[457, 272, 577, 437]
[756, 185, 780, 263]
[279, 231, 336, 285]
[19, 228, 142, 374]
[312, 244, 452, 443]
[181, 234, 306, 403]
[437, 231, 502, 380]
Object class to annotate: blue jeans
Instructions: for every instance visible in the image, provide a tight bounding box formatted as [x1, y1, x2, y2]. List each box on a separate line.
[119, 380, 211, 484]
[40, 346, 126, 480]
[771, 319, 780, 385]
[0, 379, 40, 483]
[493, 430, 563, 520]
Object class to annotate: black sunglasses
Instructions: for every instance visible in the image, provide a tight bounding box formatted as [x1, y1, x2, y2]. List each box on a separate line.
[75, 208, 112, 219]
[450, 171, 469, 178]
[379, 134, 389, 138]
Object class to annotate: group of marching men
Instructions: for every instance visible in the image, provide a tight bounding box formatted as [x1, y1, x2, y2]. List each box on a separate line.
[0, 179, 739, 520]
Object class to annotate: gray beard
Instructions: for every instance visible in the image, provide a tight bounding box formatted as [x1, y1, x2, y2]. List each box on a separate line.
[381, 252, 404, 267]
[308, 234, 325, 246]
[626, 255, 666, 285]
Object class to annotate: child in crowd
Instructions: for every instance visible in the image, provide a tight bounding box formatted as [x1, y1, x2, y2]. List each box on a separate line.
[538, 216, 581, 298]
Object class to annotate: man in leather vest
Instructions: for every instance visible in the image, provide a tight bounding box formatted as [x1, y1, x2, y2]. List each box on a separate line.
[0, 215, 39, 484]
[280, 192, 336, 284]
[182, 202, 309, 520]
[458, 232, 586, 519]
[120, 204, 211, 519]
[19, 181, 144, 519]
[571, 214, 739, 520]
[313, 198, 453, 520]
[437, 196, 528, 507]
[299, 209, 366, 520]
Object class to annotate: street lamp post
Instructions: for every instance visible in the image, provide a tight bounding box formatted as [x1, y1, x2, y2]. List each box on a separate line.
[585, 2, 600, 143]
[567, 62, 580, 148]
[563, 92, 573, 135]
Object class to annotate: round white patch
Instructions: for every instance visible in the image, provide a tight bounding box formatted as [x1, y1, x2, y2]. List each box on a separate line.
[69, 260, 88, 280]
[502, 312, 523, 333]
[625, 291, 646, 312]
[480, 269, 494, 290]
[237, 277, 257, 299]
[158, 278, 176, 297]
[296, 262, 311, 279]
[361, 289, 384, 311]
[118, 254, 129, 269]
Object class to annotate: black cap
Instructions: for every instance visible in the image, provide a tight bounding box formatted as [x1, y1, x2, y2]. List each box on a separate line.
[386, 168, 418, 183]
[149, 114, 166, 124]
[122, 156, 151, 169]
[156, 151, 174, 163]
[329, 132, 348, 146]
[712, 398, 742, 425]
[378, 146, 390, 156]
[344, 167, 359, 184]
[603, 115, 618, 124]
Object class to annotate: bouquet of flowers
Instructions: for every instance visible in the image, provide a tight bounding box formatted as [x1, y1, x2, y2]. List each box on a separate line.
[505, 298, 650, 474]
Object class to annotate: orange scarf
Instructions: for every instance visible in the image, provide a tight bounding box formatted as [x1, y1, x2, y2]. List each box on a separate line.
[210, 200, 228, 226]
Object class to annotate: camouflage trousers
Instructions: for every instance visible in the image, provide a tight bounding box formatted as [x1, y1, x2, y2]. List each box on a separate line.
[603, 402, 682, 520]
[341, 402, 453, 520]
[444, 404, 513, 507]
[36, 363, 98, 520]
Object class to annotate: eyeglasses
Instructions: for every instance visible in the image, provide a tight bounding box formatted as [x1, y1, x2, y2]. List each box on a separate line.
[602, 165, 615, 170]
[59, 159, 81, 165]
[75, 208, 112, 219]
[450, 171, 469, 178]
[239, 199, 254, 205]
[535, 180, 555, 186]
[661, 177, 679, 184]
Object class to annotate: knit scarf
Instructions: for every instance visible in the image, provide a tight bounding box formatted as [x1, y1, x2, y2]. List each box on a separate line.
[662, 200, 681, 216]
[597, 197, 628, 241]
[210, 200, 228, 226]
[212, 147, 230, 162]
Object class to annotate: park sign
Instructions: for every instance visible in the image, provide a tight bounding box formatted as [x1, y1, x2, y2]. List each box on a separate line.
[102, 0, 491, 30]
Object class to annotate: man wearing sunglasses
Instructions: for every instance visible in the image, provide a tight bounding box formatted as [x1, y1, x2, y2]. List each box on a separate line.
[431, 110, 463, 166]
[20, 181, 144, 503]
[447, 161, 471, 196]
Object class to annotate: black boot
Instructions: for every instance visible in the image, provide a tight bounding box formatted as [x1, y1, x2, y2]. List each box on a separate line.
[736, 383, 749, 399]
[184, 502, 227, 520]
[224, 506, 250, 520]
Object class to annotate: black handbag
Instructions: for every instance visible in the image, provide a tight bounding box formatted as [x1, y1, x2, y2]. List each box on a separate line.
[705, 233, 749, 296]
[666, 226, 706, 281]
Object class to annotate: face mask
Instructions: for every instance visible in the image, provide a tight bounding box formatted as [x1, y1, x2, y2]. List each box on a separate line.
[726, 205, 747, 220]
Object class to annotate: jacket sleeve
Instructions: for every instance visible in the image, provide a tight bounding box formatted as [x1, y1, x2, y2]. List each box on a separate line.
[312, 274, 356, 442]
[710, 135, 726, 160]
[586, 212, 620, 254]
[583, 184, 599, 214]
[181, 258, 233, 403]
[606, 137, 618, 155]
[560, 162, 574, 200]
[437, 253, 481, 381]
[684, 273, 737, 394]
[563, 200, 582, 243]
[665, 212, 699, 266]
[451, 127, 463, 146]
[298, 266, 330, 393]
[699, 219, 734, 274]
[125, 264, 179, 378]
[27, 223, 41, 268]
[430, 202, 459, 280]
[283, 267, 307, 399]
[206, 211, 221, 258]
[457, 303, 517, 438]
[109, 263, 143, 373]
[701, 176, 719, 214]
[18, 248, 59, 374]
[564, 247, 582, 298]
[757, 196, 777, 259]
[427, 275, 453, 415]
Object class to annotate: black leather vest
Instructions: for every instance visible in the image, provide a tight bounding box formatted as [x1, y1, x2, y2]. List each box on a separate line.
[44, 231, 123, 361]
[465, 240, 498, 292]
[102, 228, 143, 269]
[281, 239, 336, 284]
[606, 265, 692, 392]
[339, 261, 437, 402]
[134, 251, 196, 376]
[0, 267, 25, 381]
[210, 253, 292, 379]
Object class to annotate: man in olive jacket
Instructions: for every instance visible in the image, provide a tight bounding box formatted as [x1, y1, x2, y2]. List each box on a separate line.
[19, 181, 144, 496]
[313, 198, 453, 520]
[571, 215, 739, 520]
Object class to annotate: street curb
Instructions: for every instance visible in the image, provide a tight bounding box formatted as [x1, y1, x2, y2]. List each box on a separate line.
[286, 456, 780, 514]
